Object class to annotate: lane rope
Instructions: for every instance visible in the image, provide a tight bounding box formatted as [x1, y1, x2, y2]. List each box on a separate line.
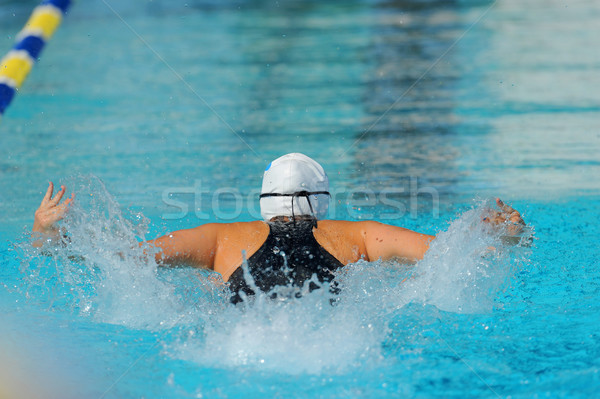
[0, 0, 71, 119]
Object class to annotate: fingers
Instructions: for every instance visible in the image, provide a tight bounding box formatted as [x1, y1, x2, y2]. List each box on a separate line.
[49, 185, 66, 206]
[483, 198, 526, 235]
[510, 213, 525, 225]
[497, 198, 525, 222]
[38, 183, 71, 217]
[41, 182, 54, 205]
[53, 202, 70, 221]
[41, 182, 68, 208]
[33, 185, 73, 234]
[62, 193, 75, 210]
[483, 210, 503, 223]
[40, 194, 73, 224]
[496, 198, 515, 214]
[56, 192, 74, 213]
[492, 211, 506, 224]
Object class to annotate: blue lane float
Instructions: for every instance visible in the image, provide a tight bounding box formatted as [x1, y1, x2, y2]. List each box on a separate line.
[0, 0, 71, 118]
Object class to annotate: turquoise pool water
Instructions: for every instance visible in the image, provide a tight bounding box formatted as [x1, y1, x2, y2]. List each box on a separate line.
[1, 0, 600, 398]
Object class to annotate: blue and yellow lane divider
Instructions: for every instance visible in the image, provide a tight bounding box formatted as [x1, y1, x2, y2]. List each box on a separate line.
[0, 0, 71, 119]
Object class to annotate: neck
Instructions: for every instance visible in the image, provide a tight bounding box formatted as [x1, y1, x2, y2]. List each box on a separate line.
[269, 215, 317, 224]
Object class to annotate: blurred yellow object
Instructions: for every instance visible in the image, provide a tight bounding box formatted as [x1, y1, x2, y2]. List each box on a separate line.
[0, 52, 34, 88]
[22, 5, 63, 40]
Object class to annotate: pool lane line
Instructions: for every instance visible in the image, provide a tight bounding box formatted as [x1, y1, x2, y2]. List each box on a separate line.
[0, 0, 72, 120]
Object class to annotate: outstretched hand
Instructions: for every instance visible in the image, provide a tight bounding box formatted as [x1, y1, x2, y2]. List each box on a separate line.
[483, 198, 526, 237]
[33, 182, 74, 234]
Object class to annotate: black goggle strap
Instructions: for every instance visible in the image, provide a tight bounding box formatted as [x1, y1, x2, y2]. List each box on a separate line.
[259, 191, 330, 227]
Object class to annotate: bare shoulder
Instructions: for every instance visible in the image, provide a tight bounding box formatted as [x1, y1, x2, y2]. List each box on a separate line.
[317, 219, 377, 235]
[217, 220, 268, 234]
[175, 221, 267, 242]
[314, 220, 372, 263]
[214, 220, 269, 244]
[210, 220, 269, 278]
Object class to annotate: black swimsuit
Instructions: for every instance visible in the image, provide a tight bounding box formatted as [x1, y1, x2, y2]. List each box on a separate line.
[228, 219, 344, 303]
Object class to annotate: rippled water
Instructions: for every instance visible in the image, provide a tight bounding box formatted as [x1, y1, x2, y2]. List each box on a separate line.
[1, 0, 599, 398]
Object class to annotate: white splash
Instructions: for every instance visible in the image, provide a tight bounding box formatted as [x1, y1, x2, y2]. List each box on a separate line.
[19, 175, 225, 329]
[401, 202, 530, 313]
[172, 279, 389, 375]
[174, 200, 531, 374]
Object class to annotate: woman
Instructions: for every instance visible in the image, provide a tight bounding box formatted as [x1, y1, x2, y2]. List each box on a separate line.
[32, 153, 525, 302]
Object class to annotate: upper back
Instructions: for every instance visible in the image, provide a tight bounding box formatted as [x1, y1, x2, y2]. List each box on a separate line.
[213, 219, 370, 281]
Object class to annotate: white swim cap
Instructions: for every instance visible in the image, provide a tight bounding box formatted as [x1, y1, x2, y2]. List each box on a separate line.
[260, 153, 330, 221]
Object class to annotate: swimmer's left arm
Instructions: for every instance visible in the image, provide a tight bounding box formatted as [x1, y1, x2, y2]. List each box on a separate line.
[362, 221, 435, 263]
[362, 198, 525, 264]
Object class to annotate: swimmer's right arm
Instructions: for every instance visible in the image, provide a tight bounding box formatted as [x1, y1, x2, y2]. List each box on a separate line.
[32, 182, 74, 248]
[31, 182, 218, 267]
[144, 223, 218, 269]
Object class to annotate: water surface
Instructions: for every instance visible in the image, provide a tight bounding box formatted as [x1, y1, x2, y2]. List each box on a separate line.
[1, 0, 599, 398]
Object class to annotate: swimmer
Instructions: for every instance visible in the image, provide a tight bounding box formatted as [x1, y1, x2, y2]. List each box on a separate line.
[32, 153, 526, 302]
